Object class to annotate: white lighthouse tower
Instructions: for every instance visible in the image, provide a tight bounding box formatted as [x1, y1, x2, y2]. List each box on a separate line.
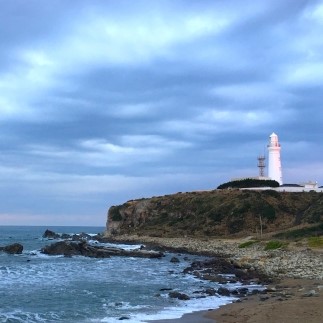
[267, 132, 283, 185]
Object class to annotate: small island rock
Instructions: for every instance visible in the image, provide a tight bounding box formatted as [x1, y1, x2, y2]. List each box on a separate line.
[1, 243, 24, 254]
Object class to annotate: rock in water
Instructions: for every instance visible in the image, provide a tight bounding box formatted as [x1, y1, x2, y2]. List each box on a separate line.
[42, 229, 60, 239]
[41, 241, 164, 259]
[168, 291, 190, 300]
[170, 257, 180, 263]
[2, 243, 24, 254]
[217, 287, 231, 296]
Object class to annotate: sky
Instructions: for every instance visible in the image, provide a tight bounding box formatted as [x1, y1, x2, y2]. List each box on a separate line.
[1, 0, 322, 226]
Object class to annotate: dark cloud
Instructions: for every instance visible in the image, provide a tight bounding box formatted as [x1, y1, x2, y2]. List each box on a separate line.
[0, 0, 322, 225]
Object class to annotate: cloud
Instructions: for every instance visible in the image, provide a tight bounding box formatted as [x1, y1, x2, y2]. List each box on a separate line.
[0, 0, 322, 225]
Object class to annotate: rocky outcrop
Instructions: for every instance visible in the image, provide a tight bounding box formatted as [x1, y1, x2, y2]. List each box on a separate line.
[42, 229, 101, 242]
[0, 243, 23, 254]
[106, 190, 323, 238]
[41, 241, 163, 259]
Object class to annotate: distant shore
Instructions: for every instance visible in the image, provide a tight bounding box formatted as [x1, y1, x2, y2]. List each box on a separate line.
[104, 234, 323, 323]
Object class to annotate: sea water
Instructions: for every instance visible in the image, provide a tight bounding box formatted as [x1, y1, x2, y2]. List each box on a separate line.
[0, 226, 241, 323]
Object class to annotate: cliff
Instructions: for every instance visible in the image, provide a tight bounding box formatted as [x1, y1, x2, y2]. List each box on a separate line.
[106, 190, 323, 238]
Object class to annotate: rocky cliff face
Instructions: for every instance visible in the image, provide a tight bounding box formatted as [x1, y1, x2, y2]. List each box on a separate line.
[106, 190, 323, 238]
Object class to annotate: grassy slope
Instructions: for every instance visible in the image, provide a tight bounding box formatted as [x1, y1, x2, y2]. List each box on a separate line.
[108, 190, 323, 238]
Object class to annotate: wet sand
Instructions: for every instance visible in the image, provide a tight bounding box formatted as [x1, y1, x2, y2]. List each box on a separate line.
[206, 278, 323, 323]
[147, 311, 215, 323]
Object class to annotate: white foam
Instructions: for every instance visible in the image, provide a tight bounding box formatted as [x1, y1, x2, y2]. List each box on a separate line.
[0, 309, 52, 323]
[99, 295, 234, 322]
[91, 241, 144, 251]
[107, 301, 152, 311]
[25, 249, 65, 259]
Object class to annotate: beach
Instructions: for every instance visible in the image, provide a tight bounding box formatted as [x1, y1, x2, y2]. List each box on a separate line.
[206, 277, 323, 323]
[151, 278, 323, 323]
[106, 234, 323, 323]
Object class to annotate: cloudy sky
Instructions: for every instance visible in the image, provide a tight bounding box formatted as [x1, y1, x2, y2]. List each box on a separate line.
[1, 0, 322, 226]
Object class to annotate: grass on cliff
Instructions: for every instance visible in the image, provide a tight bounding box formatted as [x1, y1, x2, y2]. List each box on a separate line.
[273, 223, 323, 240]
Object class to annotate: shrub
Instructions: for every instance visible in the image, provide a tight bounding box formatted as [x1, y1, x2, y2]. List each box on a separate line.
[264, 240, 283, 250]
[217, 179, 279, 189]
[273, 223, 323, 239]
[308, 212, 321, 223]
[238, 240, 257, 248]
[308, 236, 323, 248]
[228, 219, 245, 234]
[263, 189, 281, 198]
[261, 204, 276, 221]
[207, 211, 225, 223]
[109, 206, 122, 221]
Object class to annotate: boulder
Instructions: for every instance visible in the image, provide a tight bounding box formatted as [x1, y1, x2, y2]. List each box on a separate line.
[205, 288, 217, 296]
[61, 233, 72, 240]
[1, 243, 24, 254]
[217, 287, 231, 296]
[42, 229, 60, 239]
[169, 291, 190, 300]
[170, 257, 180, 263]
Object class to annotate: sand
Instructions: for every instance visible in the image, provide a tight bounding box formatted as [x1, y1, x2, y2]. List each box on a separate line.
[147, 311, 215, 323]
[207, 278, 323, 323]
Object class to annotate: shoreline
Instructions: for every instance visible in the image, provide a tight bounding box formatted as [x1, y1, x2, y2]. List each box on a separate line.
[103, 234, 323, 280]
[105, 234, 323, 323]
[146, 310, 215, 322]
[205, 277, 323, 323]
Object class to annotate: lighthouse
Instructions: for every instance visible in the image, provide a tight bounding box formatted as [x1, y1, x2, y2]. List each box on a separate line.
[267, 132, 283, 185]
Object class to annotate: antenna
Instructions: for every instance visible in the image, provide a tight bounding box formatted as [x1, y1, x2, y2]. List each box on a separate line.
[257, 155, 266, 177]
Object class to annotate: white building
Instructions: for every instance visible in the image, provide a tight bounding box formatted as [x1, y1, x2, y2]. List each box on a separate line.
[267, 132, 283, 185]
[300, 181, 319, 189]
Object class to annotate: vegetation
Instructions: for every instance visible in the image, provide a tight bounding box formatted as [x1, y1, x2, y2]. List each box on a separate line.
[108, 190, 323, 238]
[217, 178, 279, 189]
[273, 223, 323, 239]
[264, 240, 284, 250]
[238, 240, 258, 248]
[308, 236, 323, 248]
[109, 206, 122, 221]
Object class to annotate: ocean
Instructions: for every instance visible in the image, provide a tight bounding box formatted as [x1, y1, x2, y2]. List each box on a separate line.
[0, 226, 247, 322]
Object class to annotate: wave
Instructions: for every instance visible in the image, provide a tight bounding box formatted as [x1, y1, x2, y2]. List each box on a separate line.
[88, 240, 144, 251]
[98, 295, 234, 322]
[0, 309, 60, 323]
